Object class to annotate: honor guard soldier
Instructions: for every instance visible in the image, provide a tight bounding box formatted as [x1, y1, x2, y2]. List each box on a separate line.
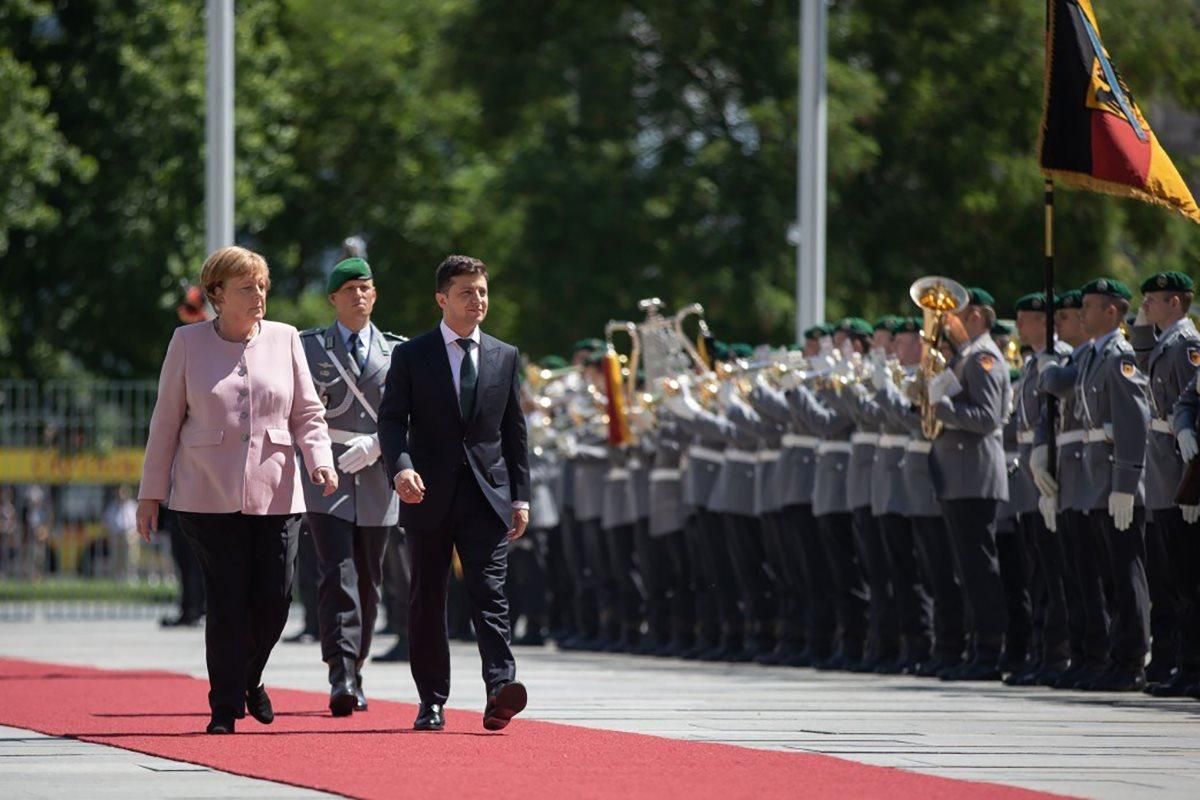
[1041, 278, 1150, 691]
[300, 257, 407, 715]
[1134, 272, 1200, 696]
[927, 287, 1011, 682]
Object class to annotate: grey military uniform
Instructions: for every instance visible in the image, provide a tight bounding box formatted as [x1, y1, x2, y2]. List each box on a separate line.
[874, 376, 942, 518]
[850, 382, 912, 518]
[1133, 319, 1200, 510]
[836, 388, 879, 512]
[931, 333, 1011, 502]
[694, 401, 759, 518]
[601, 448, 640, 530]
[750, 383, 818, 509]
[788, 385, 854, 517]
[648, 417, 687, 537]
[1012, 343, 1072, 516]
[300, 323, 403, 525]
[571, 435, 609, 523]
[1037, 344, 1088, 512]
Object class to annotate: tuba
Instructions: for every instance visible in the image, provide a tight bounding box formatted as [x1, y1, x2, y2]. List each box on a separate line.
[909, 276, 969, 439]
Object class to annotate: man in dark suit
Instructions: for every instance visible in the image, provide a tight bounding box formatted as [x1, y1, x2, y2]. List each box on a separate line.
[379, 254, 531, 732]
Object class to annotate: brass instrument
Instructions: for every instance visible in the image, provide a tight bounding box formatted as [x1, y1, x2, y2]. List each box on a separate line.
[636, 298, 715, 400]
[910, 275, 970, 439]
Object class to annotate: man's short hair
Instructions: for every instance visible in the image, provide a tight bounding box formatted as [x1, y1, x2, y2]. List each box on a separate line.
[435, 255, 488, 294]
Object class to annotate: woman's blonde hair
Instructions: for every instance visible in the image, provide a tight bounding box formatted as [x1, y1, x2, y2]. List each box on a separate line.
[200, 246, 271, 309]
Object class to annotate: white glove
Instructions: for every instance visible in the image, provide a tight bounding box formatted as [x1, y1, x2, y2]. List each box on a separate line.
[1178, 429, 1200, 463]
[1029, 444, 1059, 497]
[927, 370, 961, 406]
[871, 361, 890, 391]
[1108, 491, 1135, 532]
[336, 434, 381, 474]
[1182, 505, 1200, 525]
[1038, 493, 1058, 533]
[1036, 353, 1059, 375]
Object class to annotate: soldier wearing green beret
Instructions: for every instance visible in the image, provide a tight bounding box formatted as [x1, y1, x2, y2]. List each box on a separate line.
[1132, 271, 1200, 695]
[1040, 277, 1150, 691]
[299, 257, 409, 713]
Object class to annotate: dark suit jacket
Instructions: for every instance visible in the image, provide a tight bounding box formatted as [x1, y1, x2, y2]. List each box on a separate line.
[378, 326, 531, 530]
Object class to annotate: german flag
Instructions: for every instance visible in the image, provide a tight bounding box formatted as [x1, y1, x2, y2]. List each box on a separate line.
[1039, 0, 1200, 224]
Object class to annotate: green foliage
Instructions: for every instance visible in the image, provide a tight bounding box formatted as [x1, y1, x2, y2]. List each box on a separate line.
[1, 0, 1200, 377]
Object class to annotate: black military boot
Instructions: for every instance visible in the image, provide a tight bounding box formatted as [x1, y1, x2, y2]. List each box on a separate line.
[327, 655, 358, 717]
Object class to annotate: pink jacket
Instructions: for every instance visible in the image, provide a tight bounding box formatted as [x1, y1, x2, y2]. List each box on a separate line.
[138, 320, 333, 515]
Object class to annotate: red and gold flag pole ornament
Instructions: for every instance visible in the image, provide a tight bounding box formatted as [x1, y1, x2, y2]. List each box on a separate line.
[602, 346, 633, 446]
[1038, 0, 1200, 470]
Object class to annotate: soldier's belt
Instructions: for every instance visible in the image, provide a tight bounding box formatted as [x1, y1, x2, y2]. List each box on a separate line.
[905, 440, 933, 454]
[782, 434, 820, 449]
[688, 445, 723, 463]
[1056, 430, 1086, 446]
[850, 432, 880, 446]
[605, 467, 631, 480]
[1084, 427, 1113, 444]
[327, 428, 367, 445]
[878, 434, 911, 449]
[1149, 419, 1174, 435]
[575, 444, 609, 459]
[650, 468, 682, 482]
[817, 441, 853, 455]
[725, 449, 757, 464]
[1016, 431, 1036, 445]
[757, 450, 781, 463]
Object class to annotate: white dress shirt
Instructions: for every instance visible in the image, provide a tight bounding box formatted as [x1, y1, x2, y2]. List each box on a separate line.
[336, 320, 371, 367]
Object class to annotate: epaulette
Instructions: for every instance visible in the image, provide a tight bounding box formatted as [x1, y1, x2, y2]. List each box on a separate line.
[300, 327, 322, 337]
[382, 331, 408, 343]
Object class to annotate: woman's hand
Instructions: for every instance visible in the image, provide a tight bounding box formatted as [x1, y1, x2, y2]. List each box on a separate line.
[135, 500, 159, 542]
[312, 466, 339, 496]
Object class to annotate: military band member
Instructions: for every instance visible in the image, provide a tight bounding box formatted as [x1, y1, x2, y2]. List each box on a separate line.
[1134, 272, 1200, 696]
[299, 257, 406, 715]
[645, 409, 695, 656]
[1041, 278, 1150, 691]
[928, 287, 1011, 681]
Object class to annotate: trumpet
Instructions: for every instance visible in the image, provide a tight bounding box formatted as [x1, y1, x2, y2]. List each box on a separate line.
[910, 275, 970, 439]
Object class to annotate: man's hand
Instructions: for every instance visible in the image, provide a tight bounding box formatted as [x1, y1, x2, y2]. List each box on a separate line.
[1182, 505, 1200, 525]
[508, 507, 530, 541]
[135, 500, 159, 542]
[927, 369, 960, 406]
[394, 468, 426, 504]
[943, 314, 969, 348]
[337, 434, 381, 474]
[312, 467, 339, 496]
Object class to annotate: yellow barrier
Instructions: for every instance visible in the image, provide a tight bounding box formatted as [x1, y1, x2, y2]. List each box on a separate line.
[0, 447, 144, 484]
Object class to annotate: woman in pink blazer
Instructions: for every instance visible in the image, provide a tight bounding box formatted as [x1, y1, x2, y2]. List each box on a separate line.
[136, 246, 337, 734]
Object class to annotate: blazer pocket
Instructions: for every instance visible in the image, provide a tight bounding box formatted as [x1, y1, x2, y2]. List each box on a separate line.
[181, 428, 224, 447]
[488, 463, 509, 487]
[266, 428, 294, 446]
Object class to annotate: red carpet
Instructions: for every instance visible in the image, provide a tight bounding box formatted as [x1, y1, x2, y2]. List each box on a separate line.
[0, 657, 1071, 800]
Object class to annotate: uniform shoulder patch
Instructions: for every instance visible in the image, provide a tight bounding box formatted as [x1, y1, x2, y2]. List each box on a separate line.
[382, 331, 408, 342]
[977, 353, 996, 372]
[1188, 347, 1200, 367]
[1120, 360, 1137, 380]
[300, 327, 322, 337]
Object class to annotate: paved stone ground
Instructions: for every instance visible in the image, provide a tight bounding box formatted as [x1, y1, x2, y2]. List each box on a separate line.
[2, 609, 1199, 799]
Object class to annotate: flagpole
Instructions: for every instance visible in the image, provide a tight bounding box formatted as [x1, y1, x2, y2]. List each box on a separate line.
[1044, 178, 1058, 473]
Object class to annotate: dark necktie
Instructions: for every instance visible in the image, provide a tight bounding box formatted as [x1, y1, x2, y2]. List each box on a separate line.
[348, 332, 366, 371]
[458, 338, 477, 419]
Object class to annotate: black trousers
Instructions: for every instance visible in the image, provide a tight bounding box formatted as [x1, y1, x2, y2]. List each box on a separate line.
[579, 517, 615, 636]
[942, 499, 1007, 659]
[763, 508, 806, 647]
[911, 515, 965, 661]
[293, 523, 320, 636]
[407, 469, 516, 705]
[787, 504, 834, 656]
[558, 508, 598, 638]
[507, 527, 550, 636]
[1145, 517, 1179, 668]
[723, 513, 773, 642]
[632, 520, 670, 640]
[1089, 507, 1150, 670]
[661, 528, 696, 643]
[1153, 508, 1200, 672]
[1059, 509, 1109, 667]
[163, 509, 205, 620]
[603, 522, 641, 637]
[544, 521, 570, 634]
[816, 512, 868, 648]
[853, 508, 898, 659]
[177, 512, 299, 718]
[995, 528, 1031, 664]
[306, 512, 390, 664]
[382, 526, 412, 642]
[878, 514, 933, 658]
[683, 512, 720, 643]
[1018, 512, 1071, 664]
[702, 510, 743, 638]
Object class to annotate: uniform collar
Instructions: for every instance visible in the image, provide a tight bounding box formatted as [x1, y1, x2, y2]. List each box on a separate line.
[1092, 328, 1119, 354]
[336, 320, 371, 351]
[440, 319, 481, 347]
[1158, 316, 1192, 341]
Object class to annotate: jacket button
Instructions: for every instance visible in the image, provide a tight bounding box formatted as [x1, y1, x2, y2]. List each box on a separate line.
[238, 367, 247, 377]
[238, 389, 248, 398]
[241, 433, 250, 442]
[239, 411, 248, 420]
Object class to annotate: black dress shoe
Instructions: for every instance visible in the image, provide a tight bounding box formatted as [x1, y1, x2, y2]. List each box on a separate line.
[483, 681, 528, 731]
[1083, 668, 1145, 692]
[1145, 659, 1175, 686]
[160, 613, 202, 628]
[245, 684, 274, 724]
[371, 640, 410, 663]
[206, 714, 236, 734]
[941, 658, 1002, 682]
[413, 703, 445, 731]
[514, 632, 547, 647]
[1146, 672, 1200, 697]
[354, 674, 368, 712]
[327, 656, 358, 717]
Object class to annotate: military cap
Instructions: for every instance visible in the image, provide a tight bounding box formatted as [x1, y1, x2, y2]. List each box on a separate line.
[967, 287, 996, 308]
[873, 315, 901, 333]
[730, 342, 754, 359]
[1055, 289, 1082, 309]
[711, 340, 732, 361]
[803, 324, 830, 340]
[326, 257, 373, 294]
[584, 352, 605, 368]
[1081, 277, 1132, 300]
[787, 342, 805, 352]
[1008, 367, 1022, 383]
[1014, 292, 1051, 313]
[991, 320, 1014, 337]
[894, 317, 922, 334]
[837, 317, 873, 337]
[538, 355, 568, 370]
[1140, 271, 1194, 294]
[572, 338, 605, 354]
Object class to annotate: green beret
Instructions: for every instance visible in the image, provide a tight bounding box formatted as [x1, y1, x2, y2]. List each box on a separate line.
[1015, 292, 1051, 313]
[729, 342, 754, 359]
[326, 257, 373, 294]
[837, 317, 873, 337]
[991, 320, 1014, 337]
[1055, 289, 1083, 310]
[572, 338, 604, 354]
[787, 342, 804, 352]
[967, 287, 996, 308]
[873, 315, 900, 333]
[1140, 271, 1194, 293]
[1081, 277, 1132, 301]
[1008, 367, 1022, 383]
[894, 317, 922, 334]
[803, 324, 829, 340]
[711, 340, 732, 361]
[538, 355, 568, 370]
[584, 352, 605, 368]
